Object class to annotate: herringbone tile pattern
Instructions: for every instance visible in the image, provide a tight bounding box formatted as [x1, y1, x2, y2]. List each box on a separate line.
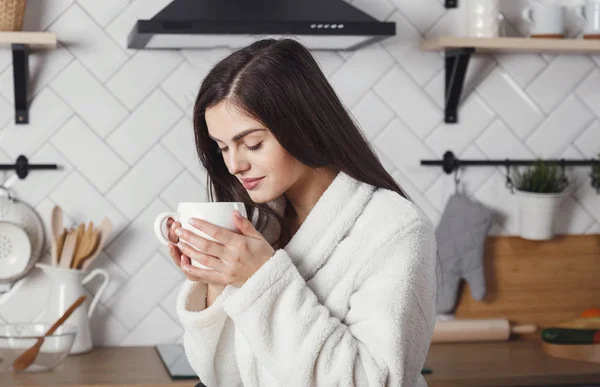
[0, 0, 598, 346]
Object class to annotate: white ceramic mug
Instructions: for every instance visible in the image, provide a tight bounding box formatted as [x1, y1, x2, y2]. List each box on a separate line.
[154, 202, 248, 269]
[522, 4, 566, 37]
[467, 0, 505, 37]
[576, 0, 600, 38]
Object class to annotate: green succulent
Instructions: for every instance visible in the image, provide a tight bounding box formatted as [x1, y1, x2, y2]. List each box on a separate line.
[512, 158, 569, 193]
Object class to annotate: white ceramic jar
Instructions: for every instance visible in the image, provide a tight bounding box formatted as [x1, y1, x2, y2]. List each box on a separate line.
[467, 0, 504, 37]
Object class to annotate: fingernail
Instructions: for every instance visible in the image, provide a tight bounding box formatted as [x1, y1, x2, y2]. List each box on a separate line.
[177, 241, 185, 251]
[189, 218, 197, 226]
[234, 210, 242, 218]
[182, 263, 190, 272]
[175, 228, 183, 237]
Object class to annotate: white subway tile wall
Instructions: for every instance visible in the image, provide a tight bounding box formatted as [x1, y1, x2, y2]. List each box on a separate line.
[0, 0, 599, 346]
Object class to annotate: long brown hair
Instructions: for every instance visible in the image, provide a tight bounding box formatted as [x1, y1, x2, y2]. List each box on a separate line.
[192, 38, 411, 234]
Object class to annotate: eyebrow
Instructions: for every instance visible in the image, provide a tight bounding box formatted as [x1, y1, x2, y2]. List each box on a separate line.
[209, 128, 266, 143]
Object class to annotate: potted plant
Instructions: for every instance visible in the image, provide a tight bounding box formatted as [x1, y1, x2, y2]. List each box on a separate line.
[512, 158, 569, 241]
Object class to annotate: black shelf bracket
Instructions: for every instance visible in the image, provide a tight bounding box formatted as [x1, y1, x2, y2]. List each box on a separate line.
[11, 43, 29, 124]
[445, 0, 458, 8]
[0, 155, 59, 179]
[445, 47, 474, 124]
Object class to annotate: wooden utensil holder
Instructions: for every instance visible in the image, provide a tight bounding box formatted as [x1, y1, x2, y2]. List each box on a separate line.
[0, 0, 26, 31]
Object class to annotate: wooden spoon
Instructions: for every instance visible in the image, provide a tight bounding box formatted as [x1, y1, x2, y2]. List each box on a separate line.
[51, 206, 63, 266]
[81, 217, 112, 272]
[12, 295, 87, 372]
[58, 230, 77, 269]
[72, 222, 97, 270]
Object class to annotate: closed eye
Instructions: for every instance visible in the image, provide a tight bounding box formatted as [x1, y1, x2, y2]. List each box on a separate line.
[216, 142, 262, 154]
[245, 142, 262, 151]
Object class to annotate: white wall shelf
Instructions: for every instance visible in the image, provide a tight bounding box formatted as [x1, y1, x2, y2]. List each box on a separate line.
[420, 36, 600, 123]
[0, 31, 57, 124]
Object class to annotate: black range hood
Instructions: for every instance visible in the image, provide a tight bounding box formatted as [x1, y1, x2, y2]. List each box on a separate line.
[127, 0, 396, 51]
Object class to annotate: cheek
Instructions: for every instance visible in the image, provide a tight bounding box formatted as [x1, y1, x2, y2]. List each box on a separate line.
[260, 144, 299, 176]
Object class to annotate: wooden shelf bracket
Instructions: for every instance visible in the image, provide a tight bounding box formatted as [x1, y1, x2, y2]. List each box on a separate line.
[11, 43, 28, 124]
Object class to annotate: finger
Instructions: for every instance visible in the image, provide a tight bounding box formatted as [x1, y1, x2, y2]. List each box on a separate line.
[168, 220, 181, 243]
[181, 258, 228, 284]
[168, 243, 182, 267]
[232, 210, 261, 238]
[177, 228, 226, 258]
[178, 243, 224, 271]
[189, 217, 238, 245]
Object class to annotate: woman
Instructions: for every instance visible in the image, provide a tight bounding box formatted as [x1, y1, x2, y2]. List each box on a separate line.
[166, 38, 438, 387]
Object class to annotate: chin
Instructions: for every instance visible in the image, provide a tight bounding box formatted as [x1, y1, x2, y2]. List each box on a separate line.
[248, 191, 275, 204]
[247, 185, 282, 204]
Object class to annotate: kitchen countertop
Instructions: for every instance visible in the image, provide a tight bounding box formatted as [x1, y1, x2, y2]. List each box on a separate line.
[1, 346, 196, 387]
[2, 340, 600, 387]
[425, 338, 600, 387]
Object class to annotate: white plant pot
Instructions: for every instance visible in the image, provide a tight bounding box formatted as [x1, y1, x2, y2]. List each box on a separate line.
[515, 189, 565, 241]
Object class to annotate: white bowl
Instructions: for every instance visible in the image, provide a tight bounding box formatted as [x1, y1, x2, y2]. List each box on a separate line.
[0, 222, 31, 280]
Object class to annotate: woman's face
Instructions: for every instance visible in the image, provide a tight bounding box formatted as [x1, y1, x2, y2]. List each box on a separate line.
[205, 101, 306, 203]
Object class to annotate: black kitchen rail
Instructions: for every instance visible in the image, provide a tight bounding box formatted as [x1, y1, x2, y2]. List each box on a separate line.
[421, 151, 600, 192]
[0, 155, 59, 179]
[421, 151, 598, 174]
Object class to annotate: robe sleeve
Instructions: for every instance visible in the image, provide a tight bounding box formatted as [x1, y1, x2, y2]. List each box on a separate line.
[221, 219, 437, 386]
[177, 280, 243, 386]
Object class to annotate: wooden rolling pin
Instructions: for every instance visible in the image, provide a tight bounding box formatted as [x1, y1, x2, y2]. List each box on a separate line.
[432, 318, 537, 343]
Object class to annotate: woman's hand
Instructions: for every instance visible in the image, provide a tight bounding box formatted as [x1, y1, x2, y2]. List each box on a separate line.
[174, 210, 276, 288]
[166, 218, 223, 285]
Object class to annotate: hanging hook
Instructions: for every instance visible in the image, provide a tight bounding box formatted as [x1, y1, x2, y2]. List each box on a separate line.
[559, 159, 568, 188]
[591, 159, 600, 195]
[505, 161, 514, 194]
[453, 166, 460, 194]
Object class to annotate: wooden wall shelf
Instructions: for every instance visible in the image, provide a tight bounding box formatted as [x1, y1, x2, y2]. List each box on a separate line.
[421, 36, 600, 54]
[0, 31, 57, 125]
[420, 36, 600, 123]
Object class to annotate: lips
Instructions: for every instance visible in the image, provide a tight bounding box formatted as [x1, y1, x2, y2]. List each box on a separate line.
[241, 177, 264, 190]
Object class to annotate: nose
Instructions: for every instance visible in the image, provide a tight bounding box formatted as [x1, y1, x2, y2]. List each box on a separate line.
[226, 149, 250, 175]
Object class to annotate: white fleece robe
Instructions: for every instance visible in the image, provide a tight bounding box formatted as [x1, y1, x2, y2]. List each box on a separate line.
[176, 171, 438, 387]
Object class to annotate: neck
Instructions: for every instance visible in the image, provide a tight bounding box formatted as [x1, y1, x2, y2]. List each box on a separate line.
[284, 167, 338, 225]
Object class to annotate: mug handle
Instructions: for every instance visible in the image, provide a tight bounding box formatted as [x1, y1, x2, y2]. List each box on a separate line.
[521, 7, 534, 25]
[154, 212, 179, 246]
[82, 268, 110, 319]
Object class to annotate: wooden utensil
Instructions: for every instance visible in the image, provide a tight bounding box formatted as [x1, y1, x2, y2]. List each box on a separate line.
[50, 206, 63, 266]
[58, 230, 77, 269]
[55, 229, 67, 264]
[432, 318, 537, 343]
[12, 295, 87, 372]
[80, 217, 112, 272]
[71, 222, 98, 270]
